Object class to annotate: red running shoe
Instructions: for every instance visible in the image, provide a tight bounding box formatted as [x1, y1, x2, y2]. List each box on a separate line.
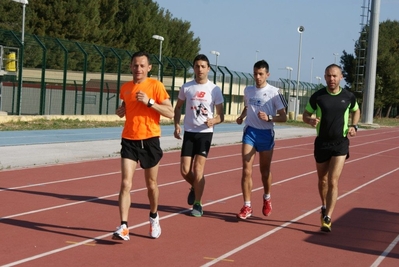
[237, 205, 253, 219]
[262, 198, 272, 216]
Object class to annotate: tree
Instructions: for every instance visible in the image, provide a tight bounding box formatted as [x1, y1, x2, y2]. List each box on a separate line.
[341, 20, 399, 117]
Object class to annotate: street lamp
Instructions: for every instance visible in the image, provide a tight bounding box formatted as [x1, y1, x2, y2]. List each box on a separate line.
[333, 53, 339, 64]
[255, 50, 259, 62]
[152, 34, 164, 80]
[210, 50, 220, 68]
[12, 0, 28, 115]
[286, 66, 293, 102]
[210, 50, 220, 83]
[12, 0, 28, 44]
[316, 76, 321, 84]
[295, 26, 305, 121]
[310, 57, 314, 83]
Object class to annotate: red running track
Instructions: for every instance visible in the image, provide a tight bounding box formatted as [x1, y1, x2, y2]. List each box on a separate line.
[1, 127, 399, 267]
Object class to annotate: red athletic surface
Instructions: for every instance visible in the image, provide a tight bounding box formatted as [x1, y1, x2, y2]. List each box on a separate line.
[1, 127, 399, 267]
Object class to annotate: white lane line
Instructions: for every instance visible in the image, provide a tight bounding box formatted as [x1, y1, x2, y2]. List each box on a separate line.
[1, 137, 399, 266]
[370, 234, 399, 267]
[201, 167, 399, 267]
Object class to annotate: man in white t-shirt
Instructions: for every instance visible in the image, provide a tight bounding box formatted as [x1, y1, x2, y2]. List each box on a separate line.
[174, 54, 224, 217]
[236, 60, 287, 220]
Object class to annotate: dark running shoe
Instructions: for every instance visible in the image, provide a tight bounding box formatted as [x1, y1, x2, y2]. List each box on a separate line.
[321, 216, 332, 232]
[187, 187, 195, 205]
[320, 207, 326, 224]
[191, 203, 203, 217]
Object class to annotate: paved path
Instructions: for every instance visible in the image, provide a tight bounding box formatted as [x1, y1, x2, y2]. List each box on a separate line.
[0, 124, 316, 169]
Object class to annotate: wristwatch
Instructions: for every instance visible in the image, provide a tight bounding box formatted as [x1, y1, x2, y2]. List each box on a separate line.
[349, 125, 358, 132]
[268, 115, 273, 122]
[147, 98, 155, 107]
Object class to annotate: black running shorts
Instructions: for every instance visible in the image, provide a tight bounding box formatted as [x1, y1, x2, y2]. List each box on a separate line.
[181, 131, 213, 158]
[314, 136, 349, 163]
[120, 137, 163, 169]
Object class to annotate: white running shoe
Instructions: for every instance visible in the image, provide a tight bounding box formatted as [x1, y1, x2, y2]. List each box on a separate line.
[149, 214, 161, 239]
[112, 224, 130, 241]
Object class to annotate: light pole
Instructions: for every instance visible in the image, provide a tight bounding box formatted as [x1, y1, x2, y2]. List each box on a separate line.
[210, 50, 220, 68]
[152, 34, 164, 80]
[255, 50, 259, 62]
[12, 0, 28, 115]
[286, 66, 293, 105]
[310, 57, 314, 83]
[12, 0, 28, 44]
[210, 50, 220, 82]
[316, 76, 321, 84]
[295, 26, 305, 121]
[333, 53, 339, 64]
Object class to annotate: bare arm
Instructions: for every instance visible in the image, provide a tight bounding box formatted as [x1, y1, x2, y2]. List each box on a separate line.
[136, 90, 173, 119]
[151, 98, 174, 119]
[173, 98, 185, 139]
[348, 108, 361, 136]
[302, 110, 319, 127]
[236, 106, 247, 125]
[273, 108, 287, 122]
[116, 101, 125, 118]
[205, 103, 225, 128]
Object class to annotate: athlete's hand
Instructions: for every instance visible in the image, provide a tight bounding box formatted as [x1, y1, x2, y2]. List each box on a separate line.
[258, 111, 267, 121]
[136, 90, 149, 105]
[174, 125, 182, 139]
[309, 117, 320, 127]
[205, 118, 215, 128]
[236, 117, 244, 125]
[348, 127, 357, 137]
[116, 103, 126, 118]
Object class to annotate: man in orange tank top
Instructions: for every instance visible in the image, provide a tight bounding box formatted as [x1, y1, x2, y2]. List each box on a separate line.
[112, 51, 173, 241]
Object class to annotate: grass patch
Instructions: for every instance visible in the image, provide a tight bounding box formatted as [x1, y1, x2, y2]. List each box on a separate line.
[0, 117, 398, 131]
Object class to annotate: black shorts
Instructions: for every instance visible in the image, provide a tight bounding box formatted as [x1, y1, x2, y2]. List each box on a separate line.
[314, 137, 349, 163]
[120, 137, 163, 169]
[181, 131, 213, 158]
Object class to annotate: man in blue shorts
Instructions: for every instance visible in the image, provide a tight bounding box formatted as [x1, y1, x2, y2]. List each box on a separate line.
[302, 64, 360, 232]
[236, 60, 287, 220]
[174, 54, 224, 217]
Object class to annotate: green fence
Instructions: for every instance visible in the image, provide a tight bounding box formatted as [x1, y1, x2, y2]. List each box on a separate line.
[0, 29, 321, 117]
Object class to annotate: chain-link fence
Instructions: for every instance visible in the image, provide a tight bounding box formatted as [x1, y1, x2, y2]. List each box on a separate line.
[0, 29, 322, 117]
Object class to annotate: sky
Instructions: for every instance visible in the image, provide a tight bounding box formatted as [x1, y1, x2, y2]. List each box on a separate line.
[154, 0, 399, 85]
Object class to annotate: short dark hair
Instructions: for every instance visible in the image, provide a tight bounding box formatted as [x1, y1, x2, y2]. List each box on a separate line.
[131, 51, 151, 64]
[325, 63, 342, 72]
[254, 60, 269, 72]
[193, 54, 210, 67]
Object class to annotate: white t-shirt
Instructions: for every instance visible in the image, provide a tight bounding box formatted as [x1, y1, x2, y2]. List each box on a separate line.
[178, 79, 224, 133]
[244, 83, 286, 130]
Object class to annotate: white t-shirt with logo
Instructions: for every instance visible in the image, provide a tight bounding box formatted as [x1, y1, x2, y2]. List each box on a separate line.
[178, 79, 224, 133]
[244, 83, 286, 130]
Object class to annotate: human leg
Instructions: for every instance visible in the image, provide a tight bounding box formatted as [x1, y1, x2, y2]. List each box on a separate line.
[181, 132, 196, 204]
[317, 156, 345, 232]
[144, 164, 162, 238]
[325, 155, 346, 218]
[259, 150, 273, 216]
[113, 158, 137, 240]
[316, 161, 329, 211]
[144, 164, 160, 214]
[237, 143, 256, 219]
[241, 143, 256, 202]
[119, 158, 137, 221]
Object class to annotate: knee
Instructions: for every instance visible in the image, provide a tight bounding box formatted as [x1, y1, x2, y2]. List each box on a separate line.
[180, 166, 191, 178]
[147, 179, 158, 192]
[120, 178, 132, 193]
[242, 168, 252, 179]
